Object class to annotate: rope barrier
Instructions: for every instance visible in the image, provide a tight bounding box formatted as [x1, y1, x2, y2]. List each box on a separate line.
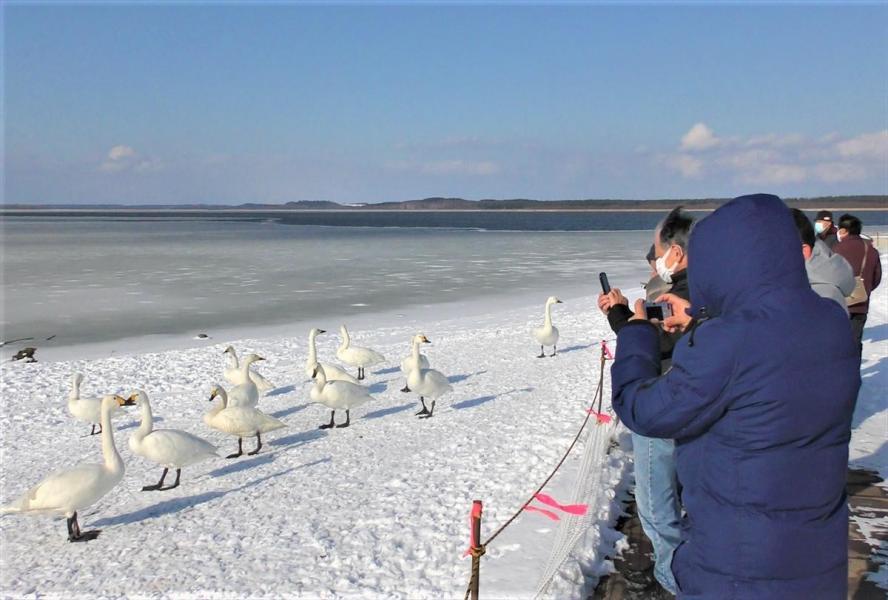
[462, 341, 614, 599]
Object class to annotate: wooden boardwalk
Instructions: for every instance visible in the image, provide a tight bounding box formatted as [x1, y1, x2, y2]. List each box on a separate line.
[592, 469, 887, 599]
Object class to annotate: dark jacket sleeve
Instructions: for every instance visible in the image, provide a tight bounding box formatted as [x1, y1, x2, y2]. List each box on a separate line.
[611, 318, 739, 440]
[606, 304, 633, 334]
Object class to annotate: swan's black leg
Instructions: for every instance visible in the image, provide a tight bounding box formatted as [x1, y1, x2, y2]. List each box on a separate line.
[419, 399, 436, 419]
[142, 467, 169, 491]
[248, 432, 263, 455]
[226, 438, 244, 459]
[161, 468, 182, 491]
[319, 410, 336, 429]
[537, 345, 546, 359]
[89, 424, 98, 436]
[336, 410, 351, 428]
[550, 345, 557, 357]
[67, 512, 100, 542]
[357, 367, 364, 380]
[415, 397, 429, 416]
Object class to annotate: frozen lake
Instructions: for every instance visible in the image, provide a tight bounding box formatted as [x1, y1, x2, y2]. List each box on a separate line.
[1, 216, 659, 351]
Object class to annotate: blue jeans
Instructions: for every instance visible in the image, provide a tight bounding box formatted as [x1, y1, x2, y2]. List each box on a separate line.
[632, 432, 682, 594]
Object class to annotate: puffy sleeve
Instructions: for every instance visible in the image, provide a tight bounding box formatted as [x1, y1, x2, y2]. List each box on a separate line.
[611, 319, 738, 440]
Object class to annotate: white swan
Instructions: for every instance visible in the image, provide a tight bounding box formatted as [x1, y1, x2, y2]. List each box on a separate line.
[310, 364, 374, 429]
[532, 296, 563, 358]
[67, 373, 123, 435]
[400, 334, 430, 393]
[227, 353, 266, 408]
[127, 390, 218, 491]
[1, 394, 134, 542]
[406, 335, 454, 419]
[336, 325, 386, 381]
[305, 328, 359, 384]
[205, 384, 286, 458]
[223, 346, 275, 393]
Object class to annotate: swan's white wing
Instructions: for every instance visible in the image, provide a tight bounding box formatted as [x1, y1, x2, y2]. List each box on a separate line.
[5, 463, 107, 514]
[250, 370, 275, 393]
[323, 362, 359, 384]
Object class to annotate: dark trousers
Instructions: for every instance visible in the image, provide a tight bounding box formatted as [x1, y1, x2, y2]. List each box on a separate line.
[850, 313, 867, 359]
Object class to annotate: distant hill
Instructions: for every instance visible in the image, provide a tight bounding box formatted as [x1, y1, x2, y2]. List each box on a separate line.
[2, 195, 885, 211]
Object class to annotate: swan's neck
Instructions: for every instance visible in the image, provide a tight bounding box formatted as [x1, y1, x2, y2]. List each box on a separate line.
[340, 329, 350, 350]
[411, 340, 422, 361]
[315, 370, 328, 389]
[240, 359, 253, 376]
[544, 303, 553, 327]
[69, 379, 80, 401]
[132, 400, 154, 443]
[308, 335, 318, 364]
[101, 403, 124, 473]
[227, 350, 240, 369]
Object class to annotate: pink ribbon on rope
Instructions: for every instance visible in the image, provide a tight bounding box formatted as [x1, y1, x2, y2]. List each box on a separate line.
[534, 493, 588, 516]
[586, 408, 613, 424]
[524, 505, 561, 521]
[601, 340, 614, 360]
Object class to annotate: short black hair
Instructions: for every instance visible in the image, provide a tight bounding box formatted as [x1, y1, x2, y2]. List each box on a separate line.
[657, 206, 695, 250]
[838, 213, 862, 236]
[645, 244, 656, 264]
[791, 208, 816, 248]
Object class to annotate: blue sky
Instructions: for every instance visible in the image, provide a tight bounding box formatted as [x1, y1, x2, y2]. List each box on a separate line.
[5, 3, 887, 205]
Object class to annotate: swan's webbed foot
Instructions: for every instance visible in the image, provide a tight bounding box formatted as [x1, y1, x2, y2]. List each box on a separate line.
[418, 400, 437, 419]
[537, 346, 546, 358]
[400, 385, 411, 393]
[67, 512, 101, 542]
[226, 438, 244, 459]
[319, 411, 336, 429]
[247, 433, 263, 455]
[335, 410, 351, 428]
[142, 468, 169, 491]
[415, 397, 429, 416]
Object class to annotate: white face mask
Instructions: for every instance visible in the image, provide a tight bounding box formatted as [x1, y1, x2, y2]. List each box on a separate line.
[655, 247, 676, 284]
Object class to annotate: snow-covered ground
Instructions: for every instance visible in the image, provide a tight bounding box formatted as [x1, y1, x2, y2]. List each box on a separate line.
[0, 256, 885, 598]
[0, 285, 632, 599]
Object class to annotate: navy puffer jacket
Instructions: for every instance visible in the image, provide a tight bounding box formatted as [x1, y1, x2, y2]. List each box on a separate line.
[611, 194, 859, 599]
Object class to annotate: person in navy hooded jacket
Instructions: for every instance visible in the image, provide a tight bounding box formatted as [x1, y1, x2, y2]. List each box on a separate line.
[610, 194, 859, 599]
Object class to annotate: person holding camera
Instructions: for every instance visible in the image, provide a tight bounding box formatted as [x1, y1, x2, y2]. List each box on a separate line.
[611, 194, 859, 598]
[597, 207, 695, 597]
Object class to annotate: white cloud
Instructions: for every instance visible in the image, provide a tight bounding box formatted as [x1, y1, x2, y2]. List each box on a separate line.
[836, 130, 888, 159]
[107, 145, 136, 161]
[99, 145, 161, 173]
[664, 125, 884, 185]
[662, 154, 704, 178]
[680, 123, 720, 151]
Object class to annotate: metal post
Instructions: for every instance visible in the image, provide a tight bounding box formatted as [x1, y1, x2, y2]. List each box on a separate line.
[470, 500, 483, 600]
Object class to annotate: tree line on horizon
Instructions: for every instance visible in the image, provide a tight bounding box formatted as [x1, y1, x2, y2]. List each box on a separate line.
[3, 195, 886, 211]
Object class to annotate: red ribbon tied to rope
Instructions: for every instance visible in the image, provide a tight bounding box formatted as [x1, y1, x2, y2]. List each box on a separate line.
[524, 493, 589, 521]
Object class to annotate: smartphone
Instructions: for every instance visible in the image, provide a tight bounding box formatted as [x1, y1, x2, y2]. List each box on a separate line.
[599, 272, 611, 294]
[644, 301, 673, 321]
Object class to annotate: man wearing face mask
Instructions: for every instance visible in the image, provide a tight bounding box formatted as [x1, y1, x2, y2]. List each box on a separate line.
[814, 210, 839, 249]
[597, 206, 694, 597]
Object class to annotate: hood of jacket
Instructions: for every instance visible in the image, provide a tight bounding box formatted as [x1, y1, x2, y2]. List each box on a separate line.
[687, 194, 809, 319]
[807, 240, 856, 296]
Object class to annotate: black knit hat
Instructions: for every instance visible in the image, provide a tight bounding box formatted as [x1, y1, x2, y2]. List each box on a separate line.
[645, 244, 656, 263]
[815, 210, 833, 222]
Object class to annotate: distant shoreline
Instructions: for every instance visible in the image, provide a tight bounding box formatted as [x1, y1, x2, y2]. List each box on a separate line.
[2, 207, 887, 214]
